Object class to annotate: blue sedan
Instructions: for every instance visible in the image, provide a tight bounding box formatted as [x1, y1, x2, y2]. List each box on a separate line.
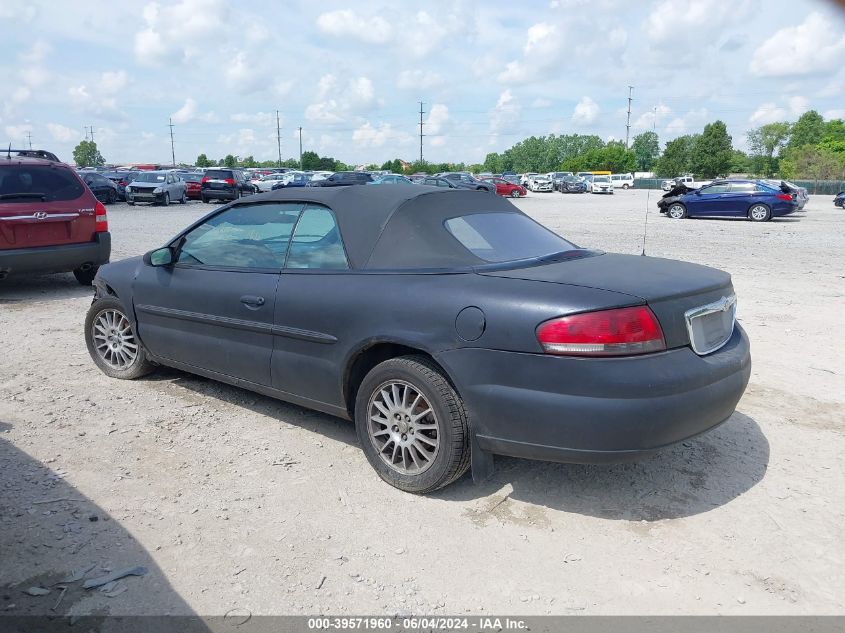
[658, 180, 798, 222]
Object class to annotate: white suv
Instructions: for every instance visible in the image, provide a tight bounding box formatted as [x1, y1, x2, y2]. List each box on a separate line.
[611, 173, 634, 189]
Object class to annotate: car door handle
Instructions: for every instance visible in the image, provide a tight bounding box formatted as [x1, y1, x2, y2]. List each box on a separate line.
[240, 295, 265, 307]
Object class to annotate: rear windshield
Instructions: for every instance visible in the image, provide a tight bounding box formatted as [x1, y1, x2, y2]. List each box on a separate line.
[134, 172, 167, 183]
[183, 173, 203, 182]
[444, 213, 576, 263]
[0, 165, 85, 203]
[205, 170, 233, 179]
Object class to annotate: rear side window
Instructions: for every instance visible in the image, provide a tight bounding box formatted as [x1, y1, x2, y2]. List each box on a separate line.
[0, 166, 85, 203]
[730, 182, 757, 193]
[286, 205, 348, 270]
[204, 170, 233, 179]
[444, 213, 576, 263]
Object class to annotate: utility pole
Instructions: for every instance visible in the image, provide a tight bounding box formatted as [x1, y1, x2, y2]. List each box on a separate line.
[85, 126, 95, 143]
[625, 86, 633, 149]
[298, 127, 303, 169]
[276, 110, 282, 168]
[168, 118, 176, 168]
[418, 101, 425, 163]
[25, 131, 32, 149]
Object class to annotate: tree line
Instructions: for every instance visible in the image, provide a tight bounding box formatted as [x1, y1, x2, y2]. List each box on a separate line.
[72, 110, 845, 181]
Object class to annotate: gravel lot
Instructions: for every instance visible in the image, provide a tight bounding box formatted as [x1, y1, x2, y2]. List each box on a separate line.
[1, 190, 843, 617]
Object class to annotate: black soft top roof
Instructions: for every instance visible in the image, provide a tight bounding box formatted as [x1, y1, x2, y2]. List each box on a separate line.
[236, 186, 523, 269]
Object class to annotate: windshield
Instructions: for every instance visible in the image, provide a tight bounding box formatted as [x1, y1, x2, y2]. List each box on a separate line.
[444, 213, 577, 263]
[133, 172, 167, 183]
[594, 176, 609, 183]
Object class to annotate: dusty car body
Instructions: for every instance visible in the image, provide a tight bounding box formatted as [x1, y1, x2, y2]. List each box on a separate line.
[126, 171, 187, 206]
[84, 187, 751, 493]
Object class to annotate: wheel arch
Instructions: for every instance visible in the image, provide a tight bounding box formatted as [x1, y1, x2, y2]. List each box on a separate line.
[342, 340, 455, 419]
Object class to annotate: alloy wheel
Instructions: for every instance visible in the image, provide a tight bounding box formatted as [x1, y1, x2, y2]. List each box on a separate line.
[91, 309, 138, 370]
[669, 204, 685, 219]
[367, 380, 440, 475]
[750, 205, 769, 221]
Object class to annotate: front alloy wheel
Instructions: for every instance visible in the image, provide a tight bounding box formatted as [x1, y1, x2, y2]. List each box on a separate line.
[510, 189, 521, 198]
[668, 203, 687, 219]
[85, 298, 155, 380]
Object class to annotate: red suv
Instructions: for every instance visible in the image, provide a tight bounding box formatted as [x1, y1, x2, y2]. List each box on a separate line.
[0, 150, 110, 285]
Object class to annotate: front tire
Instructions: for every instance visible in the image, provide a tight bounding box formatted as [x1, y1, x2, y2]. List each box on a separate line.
[355, 356, 470, 494]
[180, 191, 187, 204]
[162, 192, 170, 206]
[510, 189, 521, 198]
[85, 298, 155, 380]
[667, 202, 687, 219]
[749, 204, 771, 222]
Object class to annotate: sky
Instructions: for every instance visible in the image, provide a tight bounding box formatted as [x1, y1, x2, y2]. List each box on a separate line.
[2, 0, 845, 166]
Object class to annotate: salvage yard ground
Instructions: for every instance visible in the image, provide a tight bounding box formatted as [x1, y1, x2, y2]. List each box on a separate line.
[1, 190, 843, 616]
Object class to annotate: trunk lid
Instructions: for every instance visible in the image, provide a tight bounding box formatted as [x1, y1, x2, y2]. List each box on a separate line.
[478, 253, 735, 349]
[0, 164, 96, 249]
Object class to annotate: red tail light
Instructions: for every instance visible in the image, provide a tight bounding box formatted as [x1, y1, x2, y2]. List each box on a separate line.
[224, 178, 236, 186]
[775, 193, 792, 201]
[536, 306, 665, 356]
[119, 180, 128, 186]
[201, 176, 209, 183]
[94, 201, 108, 233]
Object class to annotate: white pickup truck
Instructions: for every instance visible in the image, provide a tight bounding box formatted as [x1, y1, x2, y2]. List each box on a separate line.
[661, 175, 712, 191]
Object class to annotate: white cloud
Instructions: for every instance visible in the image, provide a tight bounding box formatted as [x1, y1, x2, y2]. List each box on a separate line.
[100, 71, 128, 94]
[225, 51, 263, 93]
[316, 10, 392, 44]
[499, 22, 565, 84]
[171, 98, 198, 124]
[397, 70, 444, 91]
[134, 0, 228, 66]
[665, 108, 709, 135]
[634, 103, 671, 130]
[750, 12, 845, 77]
[531, 98, 552, 109]
[405, 10, 469, 58]
[648, 0, 748, 45]
[572, 96, 599, 125]
[823, 109, 845, 120]
[489, 90, 521, 144]
[748, 96, 810, 125]
[5, 124, 33, 142]
[47, 123, 78, 143]
[305, 75, 378, 124]
[231, 112, 276, 126]
[426, 104, 450, 135]
[352, 122, 412, 148]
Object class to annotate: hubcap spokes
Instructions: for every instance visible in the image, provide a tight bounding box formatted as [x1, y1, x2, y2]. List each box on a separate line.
[367, 380, 439, 475]
[751, 206, 766, 220]
[92, 309, 138, 370]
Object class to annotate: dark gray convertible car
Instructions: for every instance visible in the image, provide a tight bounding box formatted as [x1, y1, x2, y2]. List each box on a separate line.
[84, 187, 751, 493]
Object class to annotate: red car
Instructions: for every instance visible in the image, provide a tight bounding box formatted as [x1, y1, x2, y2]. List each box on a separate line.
[481, 177, 527, 198]
[183, 173, 204, 200]
[0, 149, 110, 284]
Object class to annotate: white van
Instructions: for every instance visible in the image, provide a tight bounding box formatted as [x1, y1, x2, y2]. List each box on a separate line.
[611, 173, 635, 189]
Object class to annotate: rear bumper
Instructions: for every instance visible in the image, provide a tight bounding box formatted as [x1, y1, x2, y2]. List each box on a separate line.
[202, 188, 237, 200]
[435, 325, 751, 464]
[0, 232, 111, 276]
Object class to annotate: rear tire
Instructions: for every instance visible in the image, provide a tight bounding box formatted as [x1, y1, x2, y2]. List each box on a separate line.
[85, 297, 155, 380]
[622, 184, 630, 190]
[749, 204, 771, 222]
[667, 202, 687, 219]
[73, 266, 98, 286]
[355, 355, 470, 494]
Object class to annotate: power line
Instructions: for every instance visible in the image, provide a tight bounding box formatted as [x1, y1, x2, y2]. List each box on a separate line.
[276, 110, 282, 168]
[418, 101, 425, 163]
[168, 118, 176, 167]
[626, 86, 634, 149]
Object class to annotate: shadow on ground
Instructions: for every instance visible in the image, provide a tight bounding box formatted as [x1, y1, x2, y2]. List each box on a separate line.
[0, 420, 209, 631]
[139, 368, 768, 522]
[437, 411, 769, 521]
[0, 273, 92, 306]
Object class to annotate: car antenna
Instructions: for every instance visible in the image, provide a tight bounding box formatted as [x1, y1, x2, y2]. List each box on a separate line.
[5, 144, 10, 160]
[640, 106, 658, 256]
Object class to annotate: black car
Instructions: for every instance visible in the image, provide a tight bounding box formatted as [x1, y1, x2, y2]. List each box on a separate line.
[309, 171, 373, 187]
[79, 171, 121, 204]
[101, 171, 133, 201]
[557, 175, 588, 193]
[84, 187, 750, 493]
[439, 172, 496, 193]
[834, 191, 844, 208]
[200, 169, 256, 203]
[419, 176, 460, 189]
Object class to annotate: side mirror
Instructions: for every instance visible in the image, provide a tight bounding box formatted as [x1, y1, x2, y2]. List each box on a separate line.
[145, 247, 175, 267]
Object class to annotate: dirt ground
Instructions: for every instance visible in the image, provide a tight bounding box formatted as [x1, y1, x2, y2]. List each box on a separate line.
[1, 190, 843, 617]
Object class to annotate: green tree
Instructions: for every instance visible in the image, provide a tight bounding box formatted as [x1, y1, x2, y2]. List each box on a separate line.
[631, 131, 660, 171]
[729, 149, 750, 174]
[654, 134, 698, 177]
[240, 155, 257, 168]
[300, 151, 320, 170]
[222, 154, 237, 168]
[195, 153, 212, 167]
[779, 145, 845, 182]
[747, 122, 790, 177]
[787, 110, 824, 151]
[690, 120, 733, 177]
[72, 140, 105, 167]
